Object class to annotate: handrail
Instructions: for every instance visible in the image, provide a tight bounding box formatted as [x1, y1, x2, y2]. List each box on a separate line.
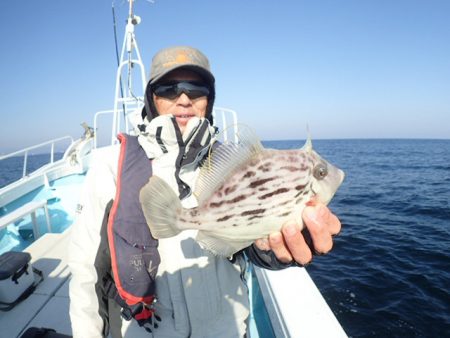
[93, 109, 116, 149]
[0, 136, 74, 178]
[212, 107, 239, 143]
[92, 106, 240, 149]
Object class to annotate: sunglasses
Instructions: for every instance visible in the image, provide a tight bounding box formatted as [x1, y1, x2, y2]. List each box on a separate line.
[152, 81, 210, 100]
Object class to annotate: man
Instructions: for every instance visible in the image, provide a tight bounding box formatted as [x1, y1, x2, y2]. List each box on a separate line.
[69, 46, 341, 338]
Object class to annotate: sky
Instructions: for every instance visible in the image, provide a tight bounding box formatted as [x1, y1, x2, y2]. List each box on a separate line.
[0, 0, 449, 153]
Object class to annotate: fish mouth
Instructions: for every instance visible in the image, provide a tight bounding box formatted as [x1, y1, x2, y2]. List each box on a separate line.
[308, 186, 335, 206]
[306, 188, 318, 206]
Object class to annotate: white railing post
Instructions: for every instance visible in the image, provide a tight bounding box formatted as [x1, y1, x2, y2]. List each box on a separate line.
[23, 151, 28, 177]
[50, 142, 55, 163]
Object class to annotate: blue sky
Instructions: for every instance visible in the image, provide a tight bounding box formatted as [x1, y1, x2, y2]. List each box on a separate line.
[0, 0, 449, 153]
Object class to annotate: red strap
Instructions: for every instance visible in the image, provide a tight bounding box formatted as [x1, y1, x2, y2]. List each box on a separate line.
[135, 307, 154, 320]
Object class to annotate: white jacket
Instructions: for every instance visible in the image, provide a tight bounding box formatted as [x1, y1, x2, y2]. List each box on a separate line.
[68, 117, 250, 338]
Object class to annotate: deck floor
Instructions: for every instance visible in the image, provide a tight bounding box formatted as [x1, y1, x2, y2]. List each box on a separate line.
[0, 230, 72, 338]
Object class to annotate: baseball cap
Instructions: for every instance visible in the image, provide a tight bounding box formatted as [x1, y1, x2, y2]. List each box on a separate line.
[143, 46, 216, 124]
[149, 46, 215, 88]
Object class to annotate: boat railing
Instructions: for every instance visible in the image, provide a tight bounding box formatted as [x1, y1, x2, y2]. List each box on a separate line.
[93, 105, 240, 149]
[93, 105, 142, 149]
[93, 109, 116, 149]
[0, 136, 74, 179]
[212, 107, 239, 143]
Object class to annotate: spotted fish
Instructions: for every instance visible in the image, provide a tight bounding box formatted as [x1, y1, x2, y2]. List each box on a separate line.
[140, 126, 345, 257]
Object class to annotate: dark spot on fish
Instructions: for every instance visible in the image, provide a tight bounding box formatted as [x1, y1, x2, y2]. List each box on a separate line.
[190, 209, 200, 217]
[241, 209, 266, 216]
[225, 185, 238, 195]
[217, 214, 233, 222]
[295, 196, 303, 204]
[281, 166, 298, 172]
[243, 171, 256, 178]
[294, 184, 307, 198]
[210, 201, 225, 208]
[258, 187, 269, 191]
[228, 195, 247, 203]
[279, 212, 291, 217]
[257, 162, 272, 172]
[248, 215, 264, 221]
[249, 177, 276, 188]
[278, 200, 291, 207]
[259, 188, 290, 200]
[232, 224, 239, 227]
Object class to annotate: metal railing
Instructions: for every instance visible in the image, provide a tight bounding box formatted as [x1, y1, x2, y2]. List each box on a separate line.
[92, 106, 240, 149]
[0, 136, 74, 179]
[93, 109, 116, 149]
[212, 107, 239, 143]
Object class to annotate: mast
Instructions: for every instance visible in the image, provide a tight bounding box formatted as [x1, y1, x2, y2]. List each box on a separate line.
[111, 0, 147, 144]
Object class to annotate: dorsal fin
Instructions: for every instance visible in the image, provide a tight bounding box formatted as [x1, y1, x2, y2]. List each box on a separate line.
[302, 125, 313, 153]
[195, 124, 264, 206]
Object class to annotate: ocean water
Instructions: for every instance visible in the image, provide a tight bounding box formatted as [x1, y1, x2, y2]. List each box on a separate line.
[1, 140, 449, 337]
[0, 153, 64, 189]
[263, 139, 450, 338]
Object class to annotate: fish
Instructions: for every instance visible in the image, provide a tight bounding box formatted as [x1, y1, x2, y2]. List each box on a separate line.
[139, 126, 345, 257]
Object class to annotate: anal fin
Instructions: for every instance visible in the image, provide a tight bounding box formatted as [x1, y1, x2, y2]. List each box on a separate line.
[196, 231, 253, 257]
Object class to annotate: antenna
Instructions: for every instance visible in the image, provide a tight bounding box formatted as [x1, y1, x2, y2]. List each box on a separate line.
[111, 0, 148, 144]
[129, 0, 134, 18]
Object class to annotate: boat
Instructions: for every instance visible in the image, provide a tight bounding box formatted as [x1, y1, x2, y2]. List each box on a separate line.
[0, 2, 347, 337]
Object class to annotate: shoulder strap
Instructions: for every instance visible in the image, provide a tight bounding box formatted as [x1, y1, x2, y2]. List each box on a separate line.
[106, 134, 161, 329]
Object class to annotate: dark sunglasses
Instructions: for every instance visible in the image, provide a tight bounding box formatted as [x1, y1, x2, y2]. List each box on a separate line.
[152, 81, 210, 100]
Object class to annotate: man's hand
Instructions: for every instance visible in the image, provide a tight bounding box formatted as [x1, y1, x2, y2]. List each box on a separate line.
[254, 203, 341, 266]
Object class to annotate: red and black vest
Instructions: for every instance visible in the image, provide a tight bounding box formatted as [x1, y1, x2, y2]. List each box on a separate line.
[106, 134, 160, 323]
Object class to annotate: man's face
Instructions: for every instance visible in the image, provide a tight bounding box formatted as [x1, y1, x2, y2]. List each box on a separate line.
[153, 69, 208, 134]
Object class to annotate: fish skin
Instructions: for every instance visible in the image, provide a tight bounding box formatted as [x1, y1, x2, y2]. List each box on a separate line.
[140, 132, 345, 257]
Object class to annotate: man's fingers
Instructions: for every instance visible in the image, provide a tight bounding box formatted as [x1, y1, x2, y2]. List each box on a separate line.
[254, 238, 270, 251]
[303, 204, 334, 254]
[281, 221, 313, 265]
[257, 203, 341, 265]
[268, 232, 292, 263]
[328, 212, 342, 236]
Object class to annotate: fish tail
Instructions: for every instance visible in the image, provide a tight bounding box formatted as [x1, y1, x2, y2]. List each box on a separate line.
[139, 176, 182, 239]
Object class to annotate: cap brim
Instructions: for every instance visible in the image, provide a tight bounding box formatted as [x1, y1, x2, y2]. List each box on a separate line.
[150, 64, 215, 87]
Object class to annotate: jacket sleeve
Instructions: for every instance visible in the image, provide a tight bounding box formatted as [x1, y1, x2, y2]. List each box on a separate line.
[242, 244, 296, 270]
[68, 157, 118, 338]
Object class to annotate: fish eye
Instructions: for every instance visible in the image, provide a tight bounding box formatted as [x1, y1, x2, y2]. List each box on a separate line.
[313, 164, 328, 180]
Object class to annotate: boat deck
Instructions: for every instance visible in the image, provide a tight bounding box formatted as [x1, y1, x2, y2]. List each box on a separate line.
[0, 231, 72, 338]
[0, 149, 347, 338]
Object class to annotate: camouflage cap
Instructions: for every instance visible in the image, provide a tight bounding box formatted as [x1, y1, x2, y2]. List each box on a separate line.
[149, 46, 215, 87]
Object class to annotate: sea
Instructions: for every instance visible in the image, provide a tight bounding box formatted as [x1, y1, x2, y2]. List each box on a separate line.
[1, 139, 449, 337]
